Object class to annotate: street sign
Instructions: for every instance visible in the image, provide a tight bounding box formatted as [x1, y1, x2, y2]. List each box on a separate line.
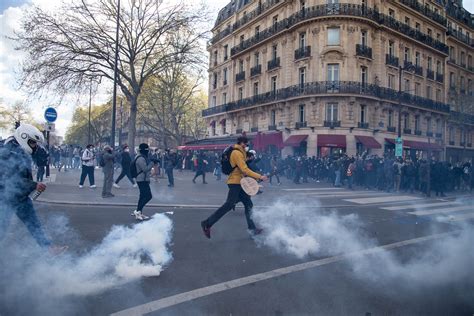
[395, 137, 403, 157]
[44, 107, 58, 123]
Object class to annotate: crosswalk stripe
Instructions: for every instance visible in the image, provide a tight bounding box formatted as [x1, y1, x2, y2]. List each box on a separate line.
[448, 213, 474, 222]
[381, 201, 462, 211]
[282, 188, 343, 191]
[344, 196, 422, 204]
[409, 205, 474, 216]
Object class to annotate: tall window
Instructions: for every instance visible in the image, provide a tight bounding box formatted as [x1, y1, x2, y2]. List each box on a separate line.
[436, 89, 441, 102]
[388, 74, 395, 89]
[436, 60, 442, 74]
[272, 45, 278, 60]
[224, 45, 228, 61]
[427, 117, 432, 133]
[388, 9, 395, 18]
[299, 67, 306, 88]
[254, 52, 260, 66]
[238, 87, 243, 100]
[213, 73, 218, 89]
[436, 119, 442, 134]
[404, 79, 410, 92]
[361, 67, 368, 85]
[240, 34, 244, 43]
[223, 92, 227, 104]
[461, 51, 466, 65]
[427, 28, 432, 37]
[328, 27, 340, 45]
[212, 95, 216, 107]
[404, 47, 410, 63]
[239, 60, 244, 72]
[404, 113, 410, 129]
[300, 0, 306, 11]
[427, 57, 432, 71]
[213, 50, 218, 65]
[415, 22, 421, 32]
[272, 15, 278, 28]
[450, 72, 455, 88]
[404, 16, 410, 26]
[388, 110, 393, 127]
[360, 105, 366, 123]
[388, 41, 395, 56]
[271, 76, 277, 94]
[426, 86, 432, 99]
[253, 82, 259, 96]
[415, 82, 420, 96]
[461, 76, 465, 92]
[361, 30, 367, 46]
[255, 26, 260, 36]
[415, 115, 420, 132]
[415, 51, 420, 66]
[223, 68, 228, 83]
[299, 104, 305, 123]
[326, 103, 338, 122]
[327, 64, 339, 81]
[299, 32, 306, 48]
[449, 126, 454, 142]
[271, 110, 276, 126]
[450, 46, 455, 60]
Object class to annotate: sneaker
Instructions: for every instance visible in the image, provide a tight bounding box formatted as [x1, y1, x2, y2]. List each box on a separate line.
[201, 221, 211, 239]
[113, 183, 120, 188]
[132, 183, 138, 188]
[79, 185, 83, 188]
[90, 185, 97, 188]
[133, 210, 144, 220]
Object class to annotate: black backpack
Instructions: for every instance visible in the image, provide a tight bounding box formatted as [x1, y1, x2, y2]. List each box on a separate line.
[130, 155, 144, 178]
[221, 146, 236, 175]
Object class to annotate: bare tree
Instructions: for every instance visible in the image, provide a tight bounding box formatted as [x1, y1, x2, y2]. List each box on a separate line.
[139, 64, 207, 148]
[0, 100, 33, 132]
[15, 0, 207, 150]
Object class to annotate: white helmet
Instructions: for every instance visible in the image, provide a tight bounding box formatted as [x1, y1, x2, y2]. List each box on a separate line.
[14, 123, 44, 154]
[248, 149, 256, 156]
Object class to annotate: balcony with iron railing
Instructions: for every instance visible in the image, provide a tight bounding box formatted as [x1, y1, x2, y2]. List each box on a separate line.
[268, 125, 277, 131]
[427, 69, 434, 80]
[251, 127, 259, 132]
[415, 130, 422, 136]
[202, 81, 451, 117]
[435, 73, 444, 83]
[230, 3, 449, 57]
[447, 27, 473, 47]
[324, 121, 341, 128]
[404, 128, 412, 134]
[399, 0, 446, 26]
[436, 133, 442, 138]
[446, 4, 474, 30]
[267, 57, 280, 71]
[236, 71, 245, 82]
[356, 44, 372, 59]
[387, 126, 396, 132]
[295, 46, 311, 60]
[250, 64, 262, 77]
[358, 122, 369, 129]
[414, 64, 423, 76]
[386, 54, 399, 67]
[295, 121, 307, 129]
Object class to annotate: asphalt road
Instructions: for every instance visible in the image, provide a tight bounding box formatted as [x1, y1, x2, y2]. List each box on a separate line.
[1, 189, 473, 316]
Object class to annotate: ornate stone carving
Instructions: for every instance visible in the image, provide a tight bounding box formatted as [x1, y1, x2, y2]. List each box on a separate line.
[348, 26, 356, 33]
[312, 27, 320, 35]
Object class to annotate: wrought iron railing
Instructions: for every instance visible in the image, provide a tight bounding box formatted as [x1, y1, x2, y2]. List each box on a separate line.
[251, 127, 259, 132]
[447, 27, 473, 47]
[230, 3, 448, 57]
[202, 81, 451, 117]
[446, 4, 474, 29]
[414, 65, 423, 76]
[268, 125, 277, 131]
[436, 73, 444, 83]
[295, 46, 311, 60]
[358, 122, 369, 129]
[387, 126, 396, 132]
[435, 133, 442, 138]
[404, 128, 412, 134]
[427, 69, 434, 80]
[295, 121, 307, 129]
[427, 131, 434, 137]
[386, 54, 399, 67]
[267, 57, 280, 71]
[250, 65, 262, 77]
[236, 71, 245, 82]
[324, 121, 341, 128]
[356, 44, 372, 59]
[399, 0, 446, 26]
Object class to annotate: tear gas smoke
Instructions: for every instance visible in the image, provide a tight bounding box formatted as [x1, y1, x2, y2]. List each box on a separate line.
[253, 199, 474, 289]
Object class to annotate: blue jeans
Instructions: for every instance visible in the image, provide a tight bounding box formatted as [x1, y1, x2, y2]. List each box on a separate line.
[0, 199, 51, 248]
[335, 170, 341, 187]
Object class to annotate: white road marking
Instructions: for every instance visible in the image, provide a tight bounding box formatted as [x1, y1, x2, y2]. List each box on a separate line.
[381, 201, 462, 211]
[344, 196, 422, 204]
[282, 188, 343, 191]
[300, 191, 388, 196]
[110, 231, 455, 316]
[409, 205, 474, 216]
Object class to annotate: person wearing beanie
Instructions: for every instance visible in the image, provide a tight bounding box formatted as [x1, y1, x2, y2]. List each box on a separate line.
[132, 143, 154, 220]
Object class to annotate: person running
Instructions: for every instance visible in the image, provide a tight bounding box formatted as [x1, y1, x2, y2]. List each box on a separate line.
[0, 123, 67, 255]
[113, 145, 137, 188]
[192, 153, 208, 184]
[200, 136, 268, 239]
[101, 145, 115, 198]
[132, 143, 154, 220]
[79, 144, 96, 188]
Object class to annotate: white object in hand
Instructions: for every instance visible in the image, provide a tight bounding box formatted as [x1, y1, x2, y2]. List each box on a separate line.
[240, 177, 259, 196]
[31, 190, 42, 200]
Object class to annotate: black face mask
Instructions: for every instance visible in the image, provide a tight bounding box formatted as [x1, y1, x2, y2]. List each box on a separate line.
[140, 149, 149, 157]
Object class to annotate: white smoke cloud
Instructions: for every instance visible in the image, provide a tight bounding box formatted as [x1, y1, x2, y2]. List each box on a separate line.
[0, 214, 173, 313]
[252, 199, 474, 291]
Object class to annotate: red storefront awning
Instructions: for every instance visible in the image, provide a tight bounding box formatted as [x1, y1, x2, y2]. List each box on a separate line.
[385, 138, 443, 151]
[283, 135, 308, 146]
[253, 131, 284, 150]
[177, 144, 231, 151]
[318, 135, 346, 148]
[355, 135, 382, 149]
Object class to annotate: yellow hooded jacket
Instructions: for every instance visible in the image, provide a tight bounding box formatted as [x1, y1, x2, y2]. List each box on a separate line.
[227, 144, 263, 184]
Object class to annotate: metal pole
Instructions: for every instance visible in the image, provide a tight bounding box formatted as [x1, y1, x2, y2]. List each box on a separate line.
[88, 79, 92, 144]
[119, 99, 123, 147]
[46, 130, 50, 178]
[111, 0, 121, 147]
[398, 65, 402, 139]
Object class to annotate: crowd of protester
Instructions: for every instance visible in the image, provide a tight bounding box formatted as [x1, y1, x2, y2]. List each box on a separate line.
[31, 143, 473, 197]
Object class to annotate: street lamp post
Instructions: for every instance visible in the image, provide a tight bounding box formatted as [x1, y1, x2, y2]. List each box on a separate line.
[111, 0, 121, 147]
[397, 63, 416, 157]
[88, 78, 92, 144]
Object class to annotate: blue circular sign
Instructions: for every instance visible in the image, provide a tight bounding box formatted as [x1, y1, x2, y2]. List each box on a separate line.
[44, 107, 58, 123]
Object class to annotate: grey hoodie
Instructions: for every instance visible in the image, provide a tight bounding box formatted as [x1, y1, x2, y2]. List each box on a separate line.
[136, 155, 154, 182]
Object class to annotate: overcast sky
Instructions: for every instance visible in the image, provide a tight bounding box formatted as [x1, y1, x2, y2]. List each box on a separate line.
[1, 0, 473, 138]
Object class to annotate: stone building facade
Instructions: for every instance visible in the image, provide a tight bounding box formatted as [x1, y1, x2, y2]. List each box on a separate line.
[201, 0, 474, 162]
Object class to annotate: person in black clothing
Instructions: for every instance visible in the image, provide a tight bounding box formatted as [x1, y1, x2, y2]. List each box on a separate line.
[33, 146, 48, 182]
[164, 149, 177, 187]
[192, 153, 208, 184]
[114, 145, 136, 188]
